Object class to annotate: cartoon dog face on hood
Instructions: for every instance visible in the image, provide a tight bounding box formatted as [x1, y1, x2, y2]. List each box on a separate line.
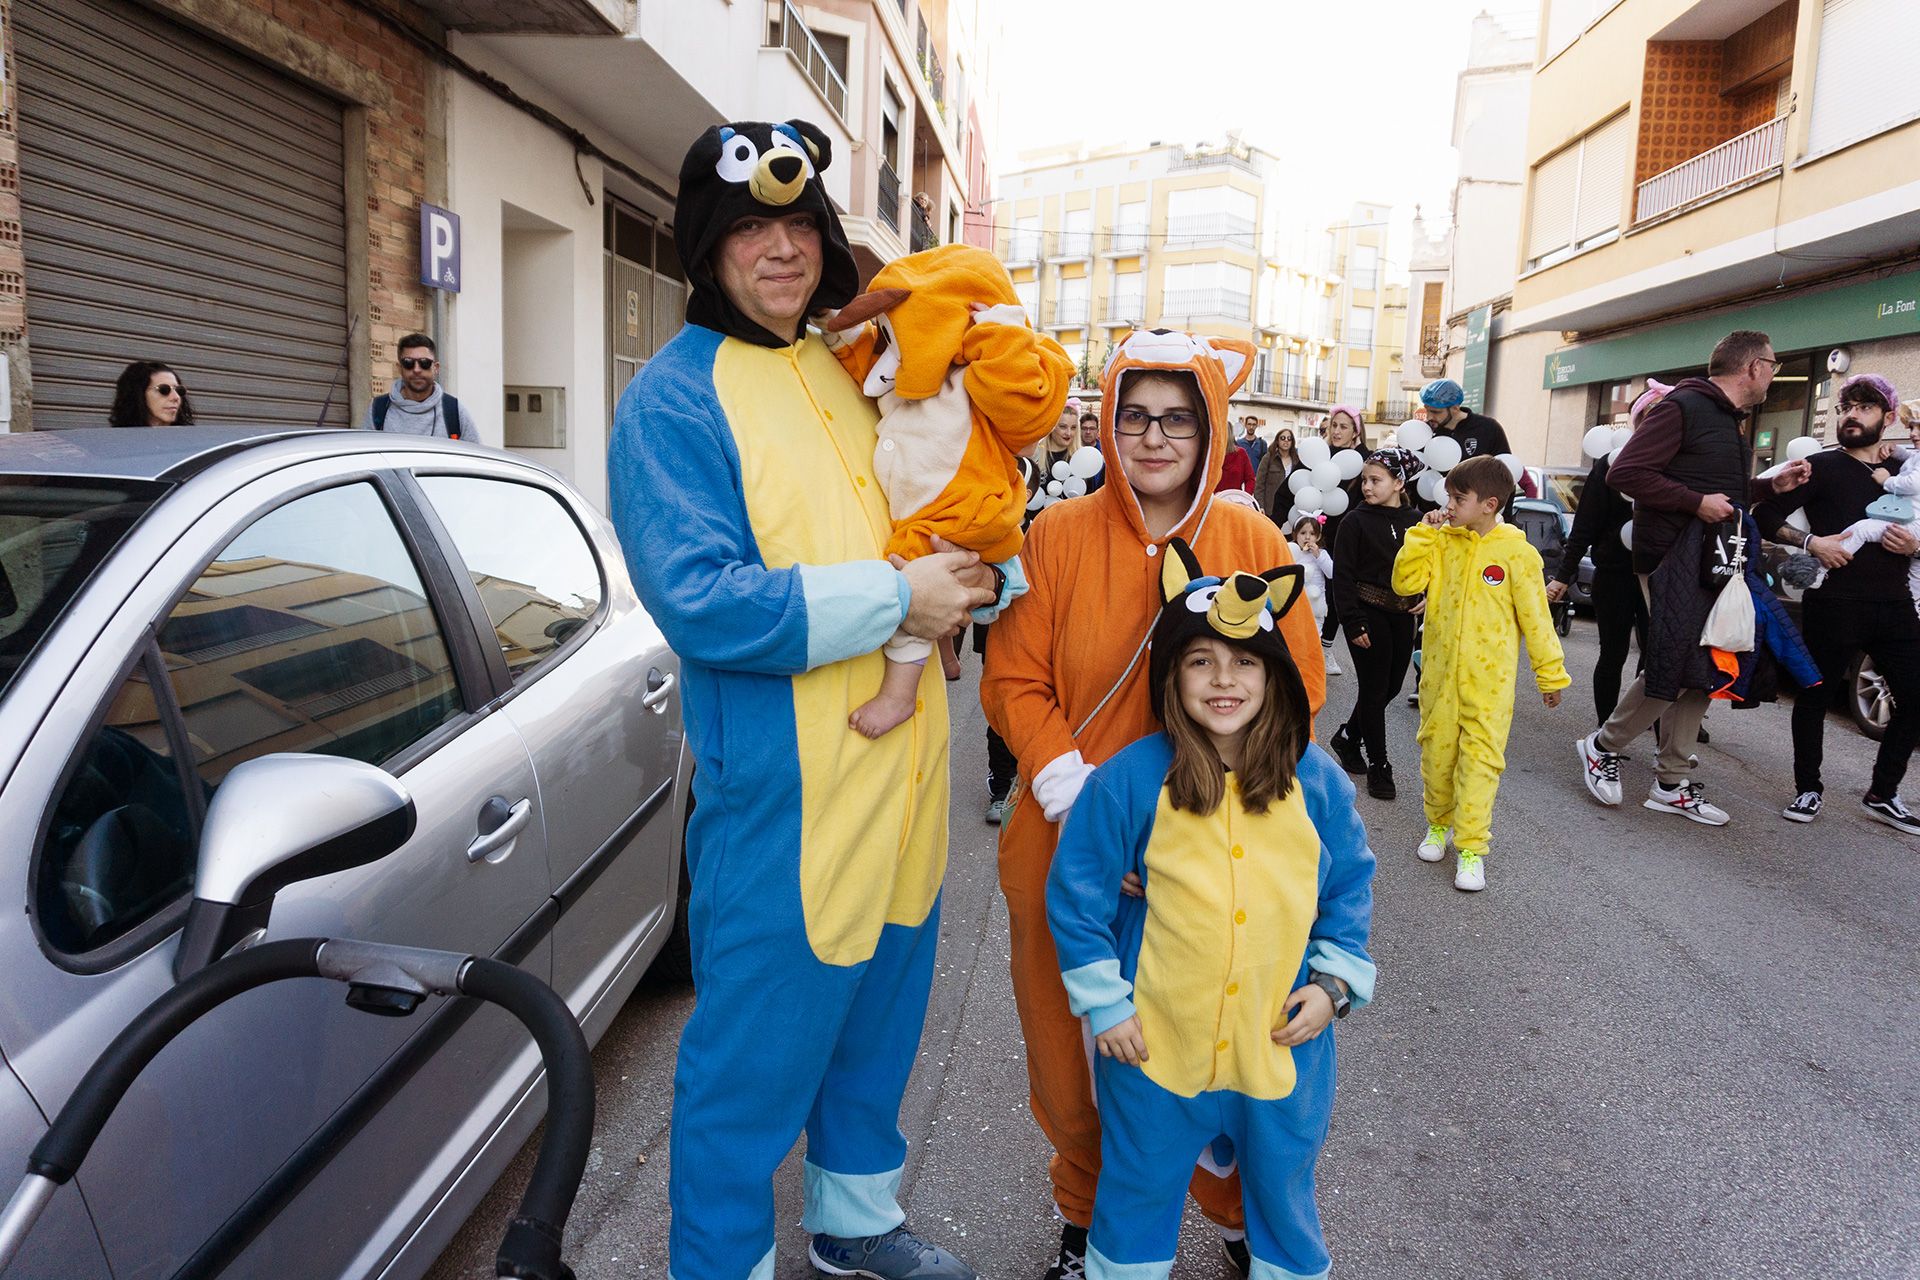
[673, 119, 860, 348]
[823, 244, 1023, 400]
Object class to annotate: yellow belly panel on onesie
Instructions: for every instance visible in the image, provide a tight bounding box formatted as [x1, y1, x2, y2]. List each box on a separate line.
[1132, 775, 1321, 1101]
[715, 336, 951, 966]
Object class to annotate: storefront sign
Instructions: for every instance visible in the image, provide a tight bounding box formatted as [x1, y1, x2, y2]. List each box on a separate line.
[420, 203, 461, 292]
[1542, 267, 1920, 389]
[1462, 304, 1492, 413]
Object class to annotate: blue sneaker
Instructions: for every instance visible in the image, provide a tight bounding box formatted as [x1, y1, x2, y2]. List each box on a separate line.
[809, 1226, 978, 1279]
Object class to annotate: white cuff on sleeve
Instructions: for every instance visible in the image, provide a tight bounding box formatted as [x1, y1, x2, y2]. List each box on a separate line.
[1032, 751, 1094, 823]
[971, 303, 1031, 329]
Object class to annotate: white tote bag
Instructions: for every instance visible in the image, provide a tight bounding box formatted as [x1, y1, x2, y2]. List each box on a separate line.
[1700, 527, 1755, 652]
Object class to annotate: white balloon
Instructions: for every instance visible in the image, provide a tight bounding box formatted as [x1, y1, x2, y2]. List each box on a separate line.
[1321, 486, 1350, 517]
[1582, 425, 1615, 459]
[1397, 419, 1433, 451]
[1297, 436, 1332, 469]
[1333, 448, 1365, 480]
[1417, 471, 1445, 504]
[1288, 470, 1313, 494]
[1610, 426, 1633, 453]
[1027, 488, 1047, 511]
[1608, 446, 1626, 467]
[1498, 452, 1525, 482]
[1286, 505, 1306, 527]
[1295, 485, 1325, 512]
[1070, 445, 1105, 478]
[1423, 435, 1463, 473]
[1047, 479, 1064, 496]
[1619, 523, 1634, 550]
[1785, 435, 1821, 462]
[1310, 461, 1341, 491]
[1063, 476, 1088, 498]
[1052, 460, 1073, 481]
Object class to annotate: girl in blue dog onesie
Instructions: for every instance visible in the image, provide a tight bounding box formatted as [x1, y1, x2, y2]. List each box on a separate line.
[1047, 538, 1376, 1280]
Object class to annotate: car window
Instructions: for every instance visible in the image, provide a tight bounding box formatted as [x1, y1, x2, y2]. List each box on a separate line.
[159, 482, 464, 786]
[38, 654, 201, 954]
[416, 475, 604, 680]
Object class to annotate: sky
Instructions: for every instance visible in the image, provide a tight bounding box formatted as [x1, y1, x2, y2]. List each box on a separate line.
[985, 0, 1541, 267]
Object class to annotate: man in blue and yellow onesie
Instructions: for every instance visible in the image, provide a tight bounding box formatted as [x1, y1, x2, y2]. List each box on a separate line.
[607, 119, 998, 1280]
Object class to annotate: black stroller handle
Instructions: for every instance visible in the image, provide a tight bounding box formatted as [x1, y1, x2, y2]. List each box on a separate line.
[11, 938, 593, 1280]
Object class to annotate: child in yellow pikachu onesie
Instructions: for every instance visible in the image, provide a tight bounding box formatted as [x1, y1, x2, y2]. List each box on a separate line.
[1392, 455, 1570, 892]
[824, 244, 1074, 738]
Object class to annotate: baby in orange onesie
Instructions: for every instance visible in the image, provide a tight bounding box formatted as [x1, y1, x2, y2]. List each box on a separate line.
[825, 245, 1074, 737]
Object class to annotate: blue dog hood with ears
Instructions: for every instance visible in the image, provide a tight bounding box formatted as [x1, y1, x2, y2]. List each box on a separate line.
[674, 118, 860, 348]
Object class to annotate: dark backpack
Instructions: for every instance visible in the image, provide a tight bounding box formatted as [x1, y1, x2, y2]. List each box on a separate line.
[372, 393, 463, 440]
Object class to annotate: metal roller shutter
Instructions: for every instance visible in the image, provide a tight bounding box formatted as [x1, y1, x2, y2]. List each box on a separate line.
[15, 0, 351, 429]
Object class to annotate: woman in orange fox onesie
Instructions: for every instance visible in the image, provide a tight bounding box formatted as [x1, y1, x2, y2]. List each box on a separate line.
[983, 329, 1327, 1279]
[824, 244, 1074, 738]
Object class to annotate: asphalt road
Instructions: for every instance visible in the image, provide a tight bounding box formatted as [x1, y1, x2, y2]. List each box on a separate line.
[429, 619, 1920, 1280]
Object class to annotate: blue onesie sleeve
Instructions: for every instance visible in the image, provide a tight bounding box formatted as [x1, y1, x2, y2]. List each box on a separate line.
[606, 337, 907, 675]
[1298, 746, 1378, 1008]
[1047, 768, 1144, 1035]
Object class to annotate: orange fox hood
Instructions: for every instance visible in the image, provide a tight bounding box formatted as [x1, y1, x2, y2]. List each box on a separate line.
[863, 244, 1022, 399]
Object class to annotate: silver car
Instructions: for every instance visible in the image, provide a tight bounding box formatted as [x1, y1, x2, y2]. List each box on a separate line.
[0, 428, 689, 1278]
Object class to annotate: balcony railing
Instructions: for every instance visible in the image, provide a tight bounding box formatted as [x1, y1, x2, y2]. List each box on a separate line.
[1165, 214, 1258, 253]
[1105, 295, 1145, 325]
[1005, 233, 1039, 263]
[1419, 322, 1446, 376]
[877, 159, 902, 234]
[1247, 371, 1335, 404]
[911, 201, 937, 253]
[1105, 226, 1148, 256]
[1160, 288, 1253, 322]
[1635, 114, 1787, 225]
[1049, 230, 1093, 259]
[1376, 399, 1413, 423]
[1049, 299, 1090, 327]
[919, 39, 946, 118]
[772, 0, 848, 122]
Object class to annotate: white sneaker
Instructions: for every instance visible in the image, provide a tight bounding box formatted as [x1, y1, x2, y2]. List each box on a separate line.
[1576, 733, 1623, 807]
[1417, 825, 1449, 863]
[1645, 779, 1730, 826]
[1453, 849, 1486, 892]
[1325, 652, 1342, 676]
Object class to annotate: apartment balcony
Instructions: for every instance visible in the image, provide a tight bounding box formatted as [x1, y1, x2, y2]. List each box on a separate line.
[1048, 299, 1091, 329]
[1634, 114, 1787, 226]
[1165, 214, 1258, 254]
[876, 160, 903, 234]
[1004, 233, 1040, 265]
[1048, 231, 1093, 260]
[1161, 288, 1253, 323]
[1103, 227, 1149, 257]
[771, 0, 848, 122]
[911, 201, 938, 253]
[1246, 371, 1334, 405]
[1419, 323, 1446, 377]
[1375, 399, 1414, 423]
[412, 0, 619, 32]
[1105, 296, 1146, 325]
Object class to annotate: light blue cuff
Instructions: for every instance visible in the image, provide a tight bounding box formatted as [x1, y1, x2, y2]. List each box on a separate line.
[971, 556, 1029, 624]
[1086, 997, 1138, 1036]
[1250, 1257, 1330, 1280]
[1062, 958, 1133, 1021]
[799, 561, 910, 670]
[1307, 939, 1376, 1009]
[1087, 1243, 1173, 1279]
[801, 1160, 906, 1238]
[672, 1244, 773, 1280]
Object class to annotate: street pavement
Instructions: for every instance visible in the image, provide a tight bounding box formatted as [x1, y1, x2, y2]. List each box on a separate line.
[429, 619, 1920, 1280]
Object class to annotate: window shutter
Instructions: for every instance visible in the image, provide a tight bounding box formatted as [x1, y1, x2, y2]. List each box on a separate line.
[1808, 0, 1920, 155]
[1526, 144, 1579, 264]
[1573, 113, 1630, 243]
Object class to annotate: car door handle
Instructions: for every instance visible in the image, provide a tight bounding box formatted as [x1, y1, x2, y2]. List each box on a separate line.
[467, 797, 532, 864]
[642, 669, 677, 712]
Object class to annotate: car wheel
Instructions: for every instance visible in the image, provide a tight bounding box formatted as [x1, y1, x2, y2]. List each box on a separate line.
[1852, 656, 1891, 743]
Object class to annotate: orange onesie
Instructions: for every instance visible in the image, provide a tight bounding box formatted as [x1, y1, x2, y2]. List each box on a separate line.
[982, 328, 1327, 1231]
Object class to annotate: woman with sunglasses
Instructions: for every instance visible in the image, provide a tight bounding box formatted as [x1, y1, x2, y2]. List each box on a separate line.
[109, 360, 195, 428]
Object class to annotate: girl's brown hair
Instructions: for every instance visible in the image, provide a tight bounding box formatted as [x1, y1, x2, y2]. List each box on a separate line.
[1160, 641, 1309, 817]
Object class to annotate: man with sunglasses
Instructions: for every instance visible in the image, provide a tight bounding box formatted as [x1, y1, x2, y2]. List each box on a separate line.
[1575, 329, 1805, 826]
[363, 333, 477, 441]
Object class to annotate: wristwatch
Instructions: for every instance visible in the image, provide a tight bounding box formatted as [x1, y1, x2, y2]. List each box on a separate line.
[1309, 971, 1351, 1019]
[984, 561, 1008, 607]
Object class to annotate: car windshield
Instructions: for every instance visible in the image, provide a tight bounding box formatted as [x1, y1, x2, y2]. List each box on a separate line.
[0, 476, 168, 704]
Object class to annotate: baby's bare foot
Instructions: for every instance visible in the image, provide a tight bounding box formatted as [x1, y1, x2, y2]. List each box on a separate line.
[850, 693, 916, 740]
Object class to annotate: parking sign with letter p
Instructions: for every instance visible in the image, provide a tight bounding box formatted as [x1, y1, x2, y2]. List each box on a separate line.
[420, 203, 461, 292]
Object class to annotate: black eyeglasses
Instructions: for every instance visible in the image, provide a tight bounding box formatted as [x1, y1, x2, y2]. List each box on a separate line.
[1114, 407, 1202, 439]
[151, 384, 182, 398]
[400, 357, 436, 371]
[1752, 356, 1782, 370]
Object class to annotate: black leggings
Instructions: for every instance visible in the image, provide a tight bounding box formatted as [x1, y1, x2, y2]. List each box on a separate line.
[1342, 607, 1417, 767]
[1589, 568, 1649, 726]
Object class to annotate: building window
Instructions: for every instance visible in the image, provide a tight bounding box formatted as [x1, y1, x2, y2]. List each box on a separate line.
[1057, 208, 1092, 258]
[1350, 245, 1379, 292]
[1009, 216, 1041, 263]
[1343, 365, 1372, 404]
[1161, 262, 1253, 322]
[1348, 306, 1375, 347]
[1807, 0, 1920, 156]
[1544, 0, 1620, 61]
[1524, 112, 1630, 271]
[1166, 186, 1258, 252]
[1014, 279, 1039, 318]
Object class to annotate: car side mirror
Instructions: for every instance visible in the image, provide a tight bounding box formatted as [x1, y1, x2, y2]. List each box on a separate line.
[174, 754, 415, 980]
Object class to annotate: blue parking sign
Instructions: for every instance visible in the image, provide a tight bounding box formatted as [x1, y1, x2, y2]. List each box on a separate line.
[420, 204, 461, 292]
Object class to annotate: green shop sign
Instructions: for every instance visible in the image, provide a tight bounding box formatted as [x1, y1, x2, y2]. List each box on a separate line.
[1542, 266, 1920, 390]
[1462, 304, 1492, 413]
